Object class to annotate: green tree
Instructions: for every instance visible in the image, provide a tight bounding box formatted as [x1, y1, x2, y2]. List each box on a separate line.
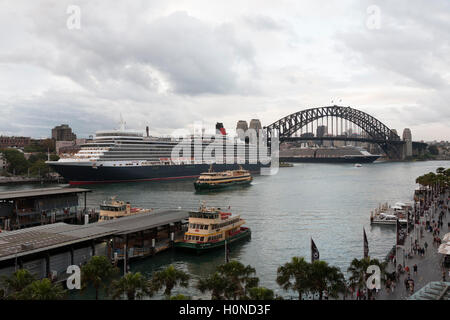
[196, 272, 229, 300]
[276, 257, 310, 300]
[170, 294, 190, 300]
[0, 269, 36, 299]
[347, 257, 386, 293]
[29, 160, 49, 177]
[427, 145, 439, 155]
[247, 287, 274, 300]
[308, 260, 346, 300]
[215, 261, 259, 300]
[149, 265, 189, 298]
[110, 272, 151, 300]
[197, 261, 259, 300]
[81, 256, 119, 300]
[19, 278, 67, 300]
[28, 153, 47, 164]
[1, 149, 29, 175]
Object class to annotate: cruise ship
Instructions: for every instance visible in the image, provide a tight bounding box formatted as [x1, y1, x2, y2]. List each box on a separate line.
[47, 121, 267, 185]
[280, 146, 381, 163]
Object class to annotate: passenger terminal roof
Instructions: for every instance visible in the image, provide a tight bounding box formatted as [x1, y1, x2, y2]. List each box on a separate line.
[0, 208, 189, 261]
[0, 187, 91, 201]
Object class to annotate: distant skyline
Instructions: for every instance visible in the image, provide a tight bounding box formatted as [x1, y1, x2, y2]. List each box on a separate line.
[0, 0, 449, 141]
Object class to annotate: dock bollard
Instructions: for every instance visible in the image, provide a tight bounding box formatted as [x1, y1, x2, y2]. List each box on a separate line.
[151, 239, 155, 255]
[170, 232, 174, 248]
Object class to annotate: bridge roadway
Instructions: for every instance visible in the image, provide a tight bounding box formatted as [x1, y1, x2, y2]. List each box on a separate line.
[279, 136, 405, 144]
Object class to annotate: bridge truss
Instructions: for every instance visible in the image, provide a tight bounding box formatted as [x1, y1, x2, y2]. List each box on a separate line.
[264, 106, 404, 159]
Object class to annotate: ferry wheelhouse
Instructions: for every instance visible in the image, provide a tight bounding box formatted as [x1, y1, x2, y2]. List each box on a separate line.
[175, 203, 251, 253]
[194, 165, 252, 190]
[98, 197, 152, 221]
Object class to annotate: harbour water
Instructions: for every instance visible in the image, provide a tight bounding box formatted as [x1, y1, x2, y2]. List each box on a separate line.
[1, 160, 448, 299]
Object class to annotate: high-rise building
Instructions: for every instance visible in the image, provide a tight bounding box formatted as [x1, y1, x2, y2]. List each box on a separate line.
[249, 119, 262, 132]
[316, 125, 327, 138]
[402, 128, 412, 157]
[236, 120, 249, 141]
[52, 124, 76, 141]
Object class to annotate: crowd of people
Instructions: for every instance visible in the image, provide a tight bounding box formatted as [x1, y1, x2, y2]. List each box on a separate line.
[383, 187, 449, 298]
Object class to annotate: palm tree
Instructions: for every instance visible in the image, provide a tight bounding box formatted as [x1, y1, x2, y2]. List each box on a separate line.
[308, 260, 346, 300]
[19, 278, 67, 300]
[110, 272, 151, 300]
[81, 256, 119, 300]
[215, 261, 259, 300]
[170, 294, 190, 300]
[0, 269, 36, 299]
[276, 257, 310, 300]
[247, 287, 274, 300]
[347, 257, 385, 295]
[197, 271, 228, 300]
[149, 265, 189, 298]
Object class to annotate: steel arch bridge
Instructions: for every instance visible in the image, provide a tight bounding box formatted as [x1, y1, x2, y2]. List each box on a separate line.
[264, 105, 404, 159]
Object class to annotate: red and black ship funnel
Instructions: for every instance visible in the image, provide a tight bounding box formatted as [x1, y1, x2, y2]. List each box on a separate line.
[216, 122, 227, 136]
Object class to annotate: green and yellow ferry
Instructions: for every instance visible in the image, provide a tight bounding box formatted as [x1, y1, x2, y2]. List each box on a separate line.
[175, 203, 251, 253]
[194, 165, 252, 191]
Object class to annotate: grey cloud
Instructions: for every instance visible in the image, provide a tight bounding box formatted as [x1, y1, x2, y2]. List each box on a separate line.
[3, 5, 257, 96]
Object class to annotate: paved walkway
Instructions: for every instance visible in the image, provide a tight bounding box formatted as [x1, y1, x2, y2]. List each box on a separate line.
[377, 191, 449, 300]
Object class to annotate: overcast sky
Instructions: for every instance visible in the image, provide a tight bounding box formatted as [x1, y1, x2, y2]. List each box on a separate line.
[0, 0, 448, 141]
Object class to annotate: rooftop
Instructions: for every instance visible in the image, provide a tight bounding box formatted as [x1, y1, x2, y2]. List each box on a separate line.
[0, 187, 91, 201]
[408, 281, 450, 300]
[0, 208, 189, 261]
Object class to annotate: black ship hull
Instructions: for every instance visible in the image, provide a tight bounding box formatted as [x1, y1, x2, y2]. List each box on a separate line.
[280, 155, 380, 163]
[49, 162, 265, 185]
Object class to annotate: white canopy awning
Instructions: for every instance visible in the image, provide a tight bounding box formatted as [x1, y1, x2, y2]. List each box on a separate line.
[437, 243, 450, 255]
[443, 233, 450, 243]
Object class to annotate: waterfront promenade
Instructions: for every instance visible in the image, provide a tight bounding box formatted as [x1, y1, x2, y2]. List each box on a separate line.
[377, 191, 449, 300]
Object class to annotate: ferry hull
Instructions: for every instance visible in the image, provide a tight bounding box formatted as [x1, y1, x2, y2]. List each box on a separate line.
[194, 178, 252, 191]
[48, 162, 265, 185]
[175, 228, 251, 254]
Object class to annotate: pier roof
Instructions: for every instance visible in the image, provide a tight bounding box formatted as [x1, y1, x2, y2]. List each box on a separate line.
[0, 209, 189, 261]
[0, 187, 91, 201]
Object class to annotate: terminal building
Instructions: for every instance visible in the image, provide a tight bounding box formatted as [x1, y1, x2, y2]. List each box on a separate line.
[0, 208, 188, 282]
[0, 187, 93, 231]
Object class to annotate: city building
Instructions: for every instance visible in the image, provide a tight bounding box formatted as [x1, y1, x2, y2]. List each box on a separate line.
[236, 120, 249, 141]
[402, 128, 413, 158]
[56, 139, 89, 155]
[249, 119, 262, 132]
[51, 124, 76, 141]
[316, 125, 327, 138]
[0, 153, 7, 172]
[0, 136, 31, 149]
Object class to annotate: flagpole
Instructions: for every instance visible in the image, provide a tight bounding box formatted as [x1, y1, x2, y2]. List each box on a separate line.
[225, 239, 227, 264]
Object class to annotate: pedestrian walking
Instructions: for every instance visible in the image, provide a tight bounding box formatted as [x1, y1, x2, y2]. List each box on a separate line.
[424, 241, 428, 252]
[413, 264, 417, 275]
